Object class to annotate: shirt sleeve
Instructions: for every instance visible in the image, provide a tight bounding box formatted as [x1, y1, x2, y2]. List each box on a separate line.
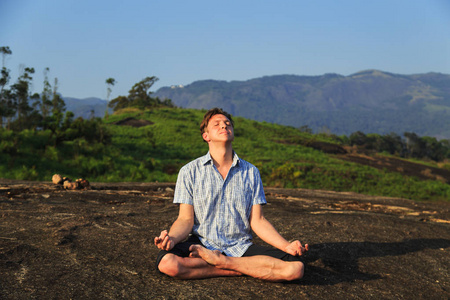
[173, 166, 194, 205]
[252, 167, 267, 205]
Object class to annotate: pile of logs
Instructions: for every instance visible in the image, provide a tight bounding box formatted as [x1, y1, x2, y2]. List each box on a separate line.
[52, 174, 90, 190]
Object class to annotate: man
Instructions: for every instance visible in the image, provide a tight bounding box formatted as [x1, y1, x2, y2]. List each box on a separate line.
[154, 108, 308, 281]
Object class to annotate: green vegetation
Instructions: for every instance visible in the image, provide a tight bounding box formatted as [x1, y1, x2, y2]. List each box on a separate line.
[1, 107, 449, 202]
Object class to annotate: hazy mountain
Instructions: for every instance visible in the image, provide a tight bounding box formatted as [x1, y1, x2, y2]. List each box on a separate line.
[63, 97, 110, 119]
[153, 70, 450, 139]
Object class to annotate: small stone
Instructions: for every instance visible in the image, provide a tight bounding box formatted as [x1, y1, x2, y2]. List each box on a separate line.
[64, 181, 79, 190]
[76, 178, 90, 189]
[52, 174, 63, 185]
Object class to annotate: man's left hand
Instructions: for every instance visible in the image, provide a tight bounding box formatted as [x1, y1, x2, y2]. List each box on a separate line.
[285, 240, 309, 256]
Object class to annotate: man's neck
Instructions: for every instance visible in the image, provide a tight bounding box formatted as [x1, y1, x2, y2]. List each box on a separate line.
[209, 142, 234, 170]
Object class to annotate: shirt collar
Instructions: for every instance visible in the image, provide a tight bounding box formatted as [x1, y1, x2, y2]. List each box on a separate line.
[202, 151, 240, 167]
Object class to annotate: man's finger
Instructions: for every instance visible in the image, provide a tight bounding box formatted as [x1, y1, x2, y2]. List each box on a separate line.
[165, 240, 174, 251]
[299, 244, 309, 256]
[158, 232, 167, 243]
[159, 230, 168, 239]
[293, 240, 302, 254]
[161, 235, 169, 248]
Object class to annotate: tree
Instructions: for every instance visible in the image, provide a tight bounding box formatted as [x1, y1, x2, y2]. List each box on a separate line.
[298, 125, 313, 134]
[45, 77, 67, 136]
[108, 76, 174, 112]
[52, 78, 66, 114]
[128, 76, 158, 103]
[404, 132, 426, 158]
[381, 132, 405, 156]
[105, 78, 116, 101]
[123, 76, 160, 110]
[365, 133, 381, 151]
[349, 131, 368, 146]
[10, 66, 35, 130]
[0, 46, 12, 128]
[40, 68, 53, 120]
[421, 136, 446, 161]
[104, 77, 115, 119]
[0, 67, 10, 127]
[0, 66, 10, 95]
[108, 95, 129, 111]
[53, 78, 65, 116]
[441, 139, 450, 160]
[1, 89, 15, 129]
[0, 46, 12, 68]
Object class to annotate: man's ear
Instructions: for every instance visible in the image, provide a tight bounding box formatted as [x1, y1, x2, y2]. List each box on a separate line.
[202, 132, 210, 143]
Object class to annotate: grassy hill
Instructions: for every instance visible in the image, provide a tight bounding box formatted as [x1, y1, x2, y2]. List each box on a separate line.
[0, 107, 449, 202]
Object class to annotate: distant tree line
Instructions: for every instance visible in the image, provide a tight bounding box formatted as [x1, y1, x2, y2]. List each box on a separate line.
[108, 76, 174, 112]
[340, 131, 450, 162]
[0, 46, 109, 145]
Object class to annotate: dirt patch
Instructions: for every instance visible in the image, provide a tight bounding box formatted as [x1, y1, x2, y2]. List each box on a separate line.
[1, 179, 449, 299]
[278, 139, 450, 183]
[337, 154, 450, 183]
[113, 117, 154, 127]
[276, 139, 347, 154]
[306, 141, 348, 154]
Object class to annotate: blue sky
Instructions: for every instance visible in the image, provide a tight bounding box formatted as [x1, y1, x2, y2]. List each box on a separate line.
[1, 0, 449, 99]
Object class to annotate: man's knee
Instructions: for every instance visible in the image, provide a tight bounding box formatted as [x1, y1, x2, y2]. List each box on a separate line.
[158, 254, 182, 278]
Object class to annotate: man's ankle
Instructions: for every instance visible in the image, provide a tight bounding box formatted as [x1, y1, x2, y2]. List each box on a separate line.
[216, 255, 232, 270]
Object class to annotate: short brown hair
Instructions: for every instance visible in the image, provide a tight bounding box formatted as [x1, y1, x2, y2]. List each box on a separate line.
[200, 108, 234, 137]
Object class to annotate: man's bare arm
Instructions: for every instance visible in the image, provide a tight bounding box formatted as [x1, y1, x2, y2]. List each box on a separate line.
[250, 204, 308, 256]
[154, 203, 194, 251]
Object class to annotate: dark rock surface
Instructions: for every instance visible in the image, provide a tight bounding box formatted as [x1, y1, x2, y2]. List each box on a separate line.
[1, 179, 449, 299]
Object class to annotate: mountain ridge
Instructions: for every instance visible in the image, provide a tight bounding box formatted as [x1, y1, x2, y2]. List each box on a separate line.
[153, 70, 450, 139]
[63, 97, 111, 119]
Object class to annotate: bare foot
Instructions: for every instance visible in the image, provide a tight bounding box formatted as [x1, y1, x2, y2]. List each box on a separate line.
[189, 245, 225, 267]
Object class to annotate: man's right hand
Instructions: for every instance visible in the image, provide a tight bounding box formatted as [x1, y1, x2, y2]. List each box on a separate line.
[154, 230, 175, 251]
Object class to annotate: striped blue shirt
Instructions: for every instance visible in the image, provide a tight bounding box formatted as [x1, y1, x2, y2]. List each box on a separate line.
[173, 152, 267, 257]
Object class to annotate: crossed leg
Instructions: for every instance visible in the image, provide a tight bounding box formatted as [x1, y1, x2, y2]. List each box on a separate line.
[189, 245, 304, 282]
[158, 245, 304, 282]
[158, 253, 242, 279]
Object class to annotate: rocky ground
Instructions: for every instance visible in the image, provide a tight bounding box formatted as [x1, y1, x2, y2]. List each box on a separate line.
[1, 179, 449, 299]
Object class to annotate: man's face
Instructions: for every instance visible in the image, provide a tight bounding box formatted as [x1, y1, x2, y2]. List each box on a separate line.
[202, 114, 234, 143]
